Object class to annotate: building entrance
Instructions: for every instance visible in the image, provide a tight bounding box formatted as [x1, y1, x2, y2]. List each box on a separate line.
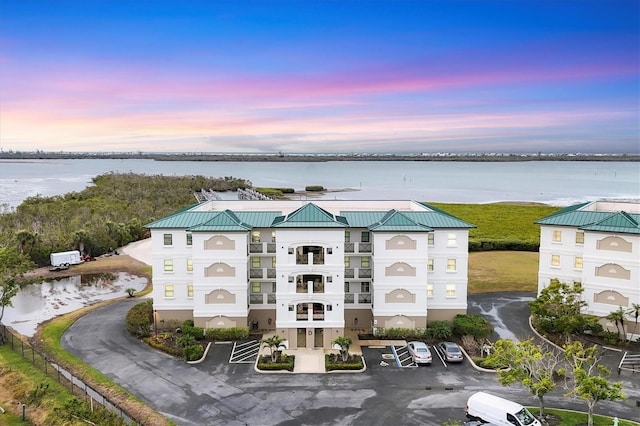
[297, 328, 306, 348]
[314, 328, 323, 348]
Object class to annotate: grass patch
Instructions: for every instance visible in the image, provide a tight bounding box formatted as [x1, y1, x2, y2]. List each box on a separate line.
[529, 407, 640, 426]
[468, 251, 539, 293]
[430, 202, 561, 249]
[36, 302, 172, 426]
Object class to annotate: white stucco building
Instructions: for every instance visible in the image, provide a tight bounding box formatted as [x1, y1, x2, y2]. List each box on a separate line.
[147, 200, 474, 348]
[536, 200, 640, 324]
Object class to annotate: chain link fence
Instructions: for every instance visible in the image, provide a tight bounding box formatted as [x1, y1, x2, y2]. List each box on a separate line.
[1, 325, 137, 424]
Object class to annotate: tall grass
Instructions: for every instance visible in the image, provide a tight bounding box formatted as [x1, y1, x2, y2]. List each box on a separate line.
[430, 202, 561, 251]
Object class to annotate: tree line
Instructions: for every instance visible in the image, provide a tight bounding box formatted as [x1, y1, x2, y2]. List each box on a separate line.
[0, 173, 251, 267]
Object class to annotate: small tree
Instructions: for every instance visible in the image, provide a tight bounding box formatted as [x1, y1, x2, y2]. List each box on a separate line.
[564, 341, 625, 426]
[627, 303, 640, 342]
[332, 336, 352, 362]
[606, 307, 627, 342]
[261, 335, 287, 363]
[529, 279, 588, 343]
[484, 338, 562, 417]
[0, 247, 34, 343]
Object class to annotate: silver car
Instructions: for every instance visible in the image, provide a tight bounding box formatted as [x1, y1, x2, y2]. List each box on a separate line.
[407, 341, 432, 365]
[437, 341, 464, 363]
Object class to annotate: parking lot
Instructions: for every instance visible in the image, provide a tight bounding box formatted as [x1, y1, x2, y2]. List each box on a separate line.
[62, 297, 640, 426]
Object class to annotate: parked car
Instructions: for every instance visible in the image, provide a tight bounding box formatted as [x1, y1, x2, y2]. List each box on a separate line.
[407, 341, 432, 365]
[437, 341, 464, 363]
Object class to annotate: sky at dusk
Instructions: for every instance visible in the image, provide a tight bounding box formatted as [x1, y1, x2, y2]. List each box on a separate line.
[1, 1, 638, 154]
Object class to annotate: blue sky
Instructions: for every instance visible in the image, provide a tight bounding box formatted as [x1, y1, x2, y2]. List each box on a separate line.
[1, 0, 638, 153]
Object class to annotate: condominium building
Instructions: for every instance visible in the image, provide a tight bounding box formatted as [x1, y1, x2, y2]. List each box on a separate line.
[536, 200, 640, 321]
[147, 200, 474, 349]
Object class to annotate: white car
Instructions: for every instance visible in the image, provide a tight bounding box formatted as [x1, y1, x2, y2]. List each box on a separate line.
[407, 341, 432, 365]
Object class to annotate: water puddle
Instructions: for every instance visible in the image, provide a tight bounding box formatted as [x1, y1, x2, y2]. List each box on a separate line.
[3, 272, 148, 336]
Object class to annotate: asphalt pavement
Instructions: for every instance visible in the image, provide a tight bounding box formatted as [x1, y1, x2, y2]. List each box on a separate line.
[61, 294, 640, 426]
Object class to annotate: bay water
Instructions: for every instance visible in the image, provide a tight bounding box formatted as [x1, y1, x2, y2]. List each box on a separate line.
[1, 158, 638, 209]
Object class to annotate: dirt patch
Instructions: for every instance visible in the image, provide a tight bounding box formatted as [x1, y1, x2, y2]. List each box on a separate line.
[24, 254, 151, 282]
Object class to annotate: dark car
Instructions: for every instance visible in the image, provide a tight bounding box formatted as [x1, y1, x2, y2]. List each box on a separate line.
[437, 341, 464, 363]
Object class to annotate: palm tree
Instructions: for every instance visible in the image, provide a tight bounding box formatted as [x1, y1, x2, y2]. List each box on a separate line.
[72, 229, 90, 255]
[606, 307, 627, 342]
[332, 336, 352, 362]
[627, 303, 640, 342]
[260, 335, 287, 363]
[14, 229, 36, 255]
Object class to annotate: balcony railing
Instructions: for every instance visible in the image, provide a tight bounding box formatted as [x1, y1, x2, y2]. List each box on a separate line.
[249, 268, 276, 279]
[296, 254, 325, 265]
[344, 242, 371, 253]
[249, 242, 277, 253]
[344, 268, 371, 279]
[344, 292, 372, 304]
[249, 293, 277, 305]
[296, 312, 325, 321]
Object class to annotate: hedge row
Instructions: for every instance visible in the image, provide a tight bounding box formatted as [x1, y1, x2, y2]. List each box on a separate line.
[125, 300, 153, 338]
[468, 239, 539, 252]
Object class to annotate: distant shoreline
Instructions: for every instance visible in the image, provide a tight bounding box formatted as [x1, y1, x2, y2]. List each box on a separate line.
[0, 152, 638, 162]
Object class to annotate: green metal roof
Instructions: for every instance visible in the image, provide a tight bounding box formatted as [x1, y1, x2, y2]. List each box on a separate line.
[368, 209, 432, 232]
[536, 203, 640, 234]
[580, 211, 640, 234]
[146, 211, 219, 229]
[272, 203, 348, 228]
[403, 211, 476, 229]
[189, 210, 252, 232]
[235, 211, 282, 228]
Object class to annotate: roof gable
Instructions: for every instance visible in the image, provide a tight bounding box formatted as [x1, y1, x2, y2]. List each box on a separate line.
[189, 209, 252, 232]
[368, 209, 432, 232]
[580, 211, 640, 234]
[272, 203, 348, 228]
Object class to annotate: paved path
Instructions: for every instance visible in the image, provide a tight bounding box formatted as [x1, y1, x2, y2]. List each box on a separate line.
[62, 295, 640, 425]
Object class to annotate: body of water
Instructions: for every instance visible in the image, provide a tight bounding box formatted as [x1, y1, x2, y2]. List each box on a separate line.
[3, 272, 148, 336]
[1, 158, 638, 208]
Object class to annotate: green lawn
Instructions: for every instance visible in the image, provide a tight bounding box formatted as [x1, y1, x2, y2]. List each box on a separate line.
[469, 250, 539, 293]
[529, 407, 640, 426]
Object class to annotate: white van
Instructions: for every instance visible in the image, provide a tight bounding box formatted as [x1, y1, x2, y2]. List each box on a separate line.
[466, 392, 541, 426]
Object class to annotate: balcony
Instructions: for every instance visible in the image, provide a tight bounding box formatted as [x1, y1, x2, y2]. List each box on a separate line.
[344, 242, 371, 253]
[344, 293, 372, 304]
[249, 268, 276, 279]
[295, 303, 325, 321]
[296, 253, 325, 265]
[249, 293, 277, 305]
[249, 243, 277, 254]
[344, 268, 371, 279]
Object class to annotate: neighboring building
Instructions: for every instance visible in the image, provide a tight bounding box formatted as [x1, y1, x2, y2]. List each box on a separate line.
[536, 200, 640, 324]
[146, 200, 474, 348]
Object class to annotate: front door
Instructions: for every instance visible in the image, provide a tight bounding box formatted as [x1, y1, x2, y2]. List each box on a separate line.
[297, 328, 306, 348]
[314, 328, 323, 348]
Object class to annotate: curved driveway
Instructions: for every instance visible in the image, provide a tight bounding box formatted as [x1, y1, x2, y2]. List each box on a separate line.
[62, 295, 640, 425]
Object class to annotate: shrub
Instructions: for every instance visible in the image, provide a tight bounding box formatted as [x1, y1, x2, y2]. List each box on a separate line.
[325, 354, 364, 371]
[452, 314, 493, 340]
[204, 327, 250, 341]
[125, 300, 153, 338]
[305, 185, 325, 192]
[427, 321, 453, 340]
[257, 355, 295, 371]
[184, 344, 204, 361]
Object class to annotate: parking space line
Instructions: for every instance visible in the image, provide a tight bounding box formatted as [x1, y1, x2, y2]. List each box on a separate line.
[433, 346, 447, 367]
[229, 340, 260, 363]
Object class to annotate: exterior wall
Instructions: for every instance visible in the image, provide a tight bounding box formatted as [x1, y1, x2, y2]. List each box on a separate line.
[150, 229, 196, 315]
[192, 231, 250, 323]
[371, 231, 428, 328]
[150, 200, 472, 348]
[582, 231, 639, 318]
[426, 229, 469, 312]
[273, 228, 345, 330]
[426, 308, 467, 323]
[537, 203, 640, 325]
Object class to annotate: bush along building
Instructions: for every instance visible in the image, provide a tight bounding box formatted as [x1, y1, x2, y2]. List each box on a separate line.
[146, 200, 475, 349]
[536, 200, 640, 334]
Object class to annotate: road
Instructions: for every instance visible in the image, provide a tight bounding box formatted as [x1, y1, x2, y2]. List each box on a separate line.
[61, 294, 640, 425]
